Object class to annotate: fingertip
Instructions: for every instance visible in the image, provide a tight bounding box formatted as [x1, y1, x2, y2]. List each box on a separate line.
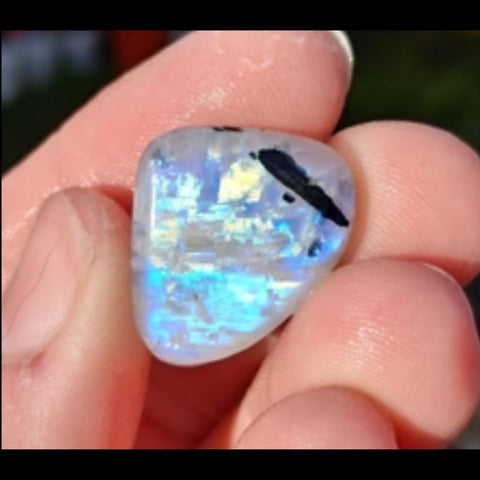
[238, 259, 480, 448]
[330, 121, 480, 284]
[235, 386, 397, 449]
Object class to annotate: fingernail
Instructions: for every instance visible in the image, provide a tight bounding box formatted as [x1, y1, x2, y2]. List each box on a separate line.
[420, 262, 460, 287]
[2, 191, 95, 364]
[328, 31, 354, 87]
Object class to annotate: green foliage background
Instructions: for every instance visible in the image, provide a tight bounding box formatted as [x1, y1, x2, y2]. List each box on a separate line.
[339, 31, 479, 146]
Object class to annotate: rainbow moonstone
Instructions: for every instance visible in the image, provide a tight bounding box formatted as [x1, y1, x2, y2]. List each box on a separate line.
[131, 127, 355, 366]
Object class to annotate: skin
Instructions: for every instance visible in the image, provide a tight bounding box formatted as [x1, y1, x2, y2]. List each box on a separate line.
[2, 31, 480, 449]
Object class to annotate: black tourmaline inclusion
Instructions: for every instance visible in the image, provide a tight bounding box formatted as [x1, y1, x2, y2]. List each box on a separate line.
[251, 148, 349, 227]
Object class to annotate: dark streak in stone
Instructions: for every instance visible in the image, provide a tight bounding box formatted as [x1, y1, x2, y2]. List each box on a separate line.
[282, 192, 295, 203]
[307, 239, 322, 257]
[152, 148, 173, 169]
[255, 148, 350, 227]
[212, 126, 243, 132]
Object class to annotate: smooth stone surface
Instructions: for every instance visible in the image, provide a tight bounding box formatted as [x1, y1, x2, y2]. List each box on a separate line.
[131, 126, 355, 366]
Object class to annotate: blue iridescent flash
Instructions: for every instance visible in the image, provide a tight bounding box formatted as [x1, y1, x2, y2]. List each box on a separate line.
[131, 127, 354, 365]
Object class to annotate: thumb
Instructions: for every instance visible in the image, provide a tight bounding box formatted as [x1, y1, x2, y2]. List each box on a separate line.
[2, 188, 150, 448]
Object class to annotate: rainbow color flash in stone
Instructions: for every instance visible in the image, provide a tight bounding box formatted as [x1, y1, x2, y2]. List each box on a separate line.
[131, 126, 355, 366]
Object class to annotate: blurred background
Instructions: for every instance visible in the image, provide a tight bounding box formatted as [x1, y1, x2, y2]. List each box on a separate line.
[2, 30, 479, 448]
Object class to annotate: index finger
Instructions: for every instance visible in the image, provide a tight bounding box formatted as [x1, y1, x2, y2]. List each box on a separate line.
[2, 30, 352, 292]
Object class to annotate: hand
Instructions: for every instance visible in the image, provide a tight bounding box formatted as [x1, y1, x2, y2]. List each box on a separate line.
[2, 31, 480, 449]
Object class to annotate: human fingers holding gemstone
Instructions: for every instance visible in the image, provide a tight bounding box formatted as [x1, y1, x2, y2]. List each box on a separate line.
[2, 31, 480, 449]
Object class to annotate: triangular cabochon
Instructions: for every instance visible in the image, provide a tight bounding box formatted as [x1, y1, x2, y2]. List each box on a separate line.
[132, 127, 355, 366]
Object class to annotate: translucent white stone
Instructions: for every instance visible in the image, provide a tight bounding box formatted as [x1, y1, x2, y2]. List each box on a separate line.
[131, 127, 355, 366]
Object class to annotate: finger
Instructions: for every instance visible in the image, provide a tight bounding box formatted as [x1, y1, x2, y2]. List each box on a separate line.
[133, 341, 269, 449]
[2, 30, 352, 293]
[234, 387, 397, 449]
[331, 121, 480, 285]
[2, 189, 150, 448]
[230, 260, 480, 449]
[2, 30, 353, 449]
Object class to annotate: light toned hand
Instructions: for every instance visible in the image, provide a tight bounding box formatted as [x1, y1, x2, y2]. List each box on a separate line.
[2, 31, 480, 449]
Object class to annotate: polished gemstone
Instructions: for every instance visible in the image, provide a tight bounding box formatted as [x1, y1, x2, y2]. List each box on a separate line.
[131, 127, 355, 366]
